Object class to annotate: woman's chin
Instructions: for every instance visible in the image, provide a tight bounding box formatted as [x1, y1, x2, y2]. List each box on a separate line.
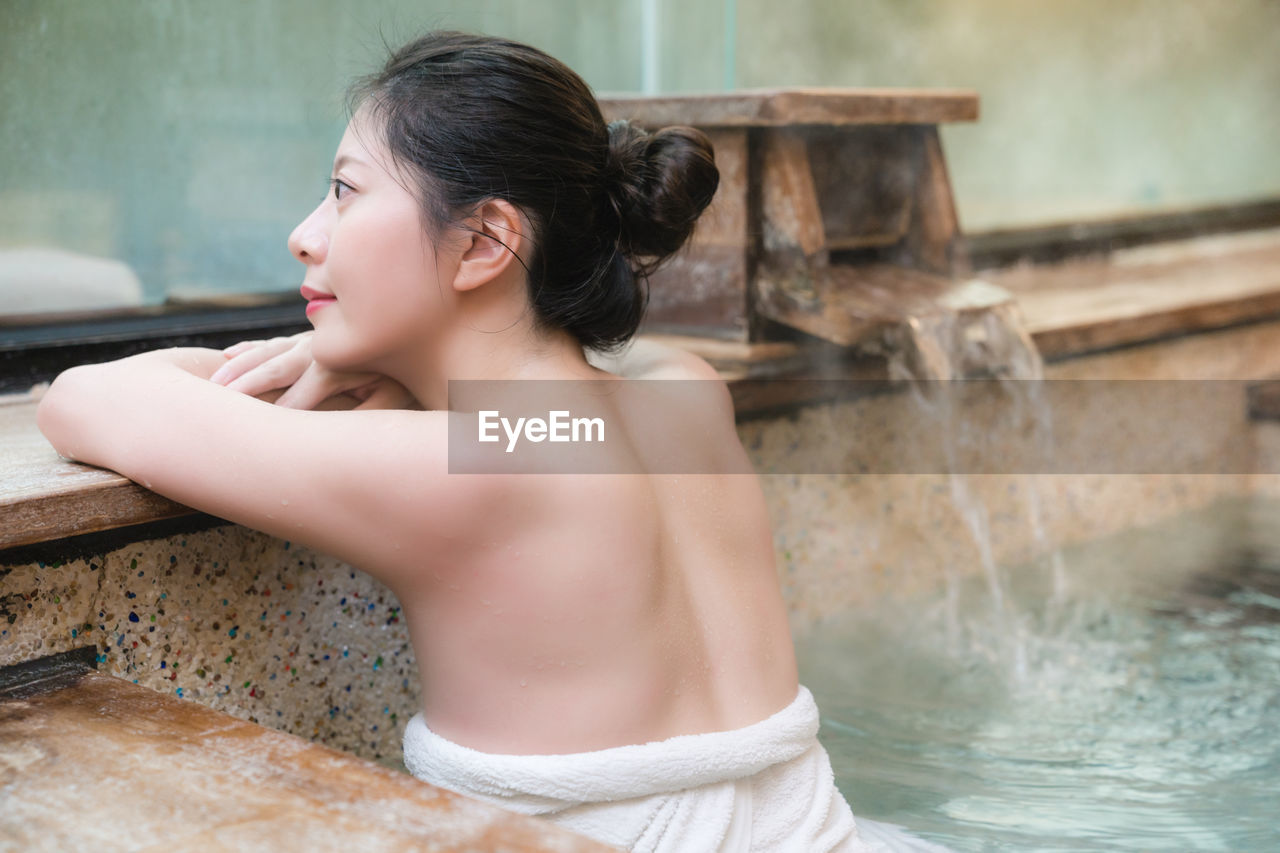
[312, 323, 423, 377]
[310, 334, 369, 374]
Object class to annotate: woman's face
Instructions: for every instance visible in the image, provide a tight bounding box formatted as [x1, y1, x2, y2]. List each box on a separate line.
[288, 110, 461, 372]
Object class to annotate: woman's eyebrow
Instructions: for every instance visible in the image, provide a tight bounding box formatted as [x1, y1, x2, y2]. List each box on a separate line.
[332, 154, 368, 172]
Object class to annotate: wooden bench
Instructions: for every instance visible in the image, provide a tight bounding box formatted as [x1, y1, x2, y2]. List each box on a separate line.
[599, 88, 981, 345]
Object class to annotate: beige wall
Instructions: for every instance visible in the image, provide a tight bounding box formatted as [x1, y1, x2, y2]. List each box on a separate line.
[658, 0, 1280, 230]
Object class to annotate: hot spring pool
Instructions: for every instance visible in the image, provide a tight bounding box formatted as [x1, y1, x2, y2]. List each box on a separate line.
[798, 494, 1280, 851]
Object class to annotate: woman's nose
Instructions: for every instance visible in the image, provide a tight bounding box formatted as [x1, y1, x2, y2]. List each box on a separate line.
[288, 207, 329, 264]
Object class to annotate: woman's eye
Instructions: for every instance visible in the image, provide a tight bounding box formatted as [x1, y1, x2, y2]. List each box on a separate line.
[329, 178, 354, 201]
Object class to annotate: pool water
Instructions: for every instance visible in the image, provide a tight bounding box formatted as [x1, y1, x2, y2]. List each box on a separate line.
[798, 495, 1280, 852]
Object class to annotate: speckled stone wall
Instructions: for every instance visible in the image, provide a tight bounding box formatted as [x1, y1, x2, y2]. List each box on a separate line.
[1, 526, 419, 765]
[6, 318, 1280, 765]
[749, 319, 1280, 624]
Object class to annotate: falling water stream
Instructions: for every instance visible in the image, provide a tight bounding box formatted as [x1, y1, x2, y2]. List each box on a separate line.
[883, 287, 1057, 680]
[800, 290, 1280, 850]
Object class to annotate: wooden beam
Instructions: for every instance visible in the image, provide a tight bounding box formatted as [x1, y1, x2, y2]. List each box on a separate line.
[753, 263, 1007, 348]
[897, 126, 965, 275]
[600, 87, 980, 128]
[760, 128, 827, 258]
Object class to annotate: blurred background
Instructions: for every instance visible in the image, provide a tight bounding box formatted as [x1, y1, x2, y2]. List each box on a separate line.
[2, 0, 1278, 313]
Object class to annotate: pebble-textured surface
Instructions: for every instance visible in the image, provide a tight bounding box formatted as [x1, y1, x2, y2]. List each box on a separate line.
[1, 525, 418, 765]
[6, 318, 1280, 764]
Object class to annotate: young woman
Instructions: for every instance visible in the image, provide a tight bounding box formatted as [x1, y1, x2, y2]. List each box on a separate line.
[39, 30, 942, 853]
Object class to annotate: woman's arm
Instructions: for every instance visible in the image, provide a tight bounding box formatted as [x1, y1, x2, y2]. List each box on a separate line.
[37, 348, 471, 586]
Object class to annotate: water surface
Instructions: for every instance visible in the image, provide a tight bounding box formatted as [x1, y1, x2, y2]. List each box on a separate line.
[800, 495, 1280, 851]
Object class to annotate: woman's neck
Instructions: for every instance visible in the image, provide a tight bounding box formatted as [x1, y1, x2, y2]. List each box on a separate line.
[394, 323, 612, 411]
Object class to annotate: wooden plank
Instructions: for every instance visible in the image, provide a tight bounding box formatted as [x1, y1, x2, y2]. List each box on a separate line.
[637, 333, 800, 365]
[896, 126, 964, 275]
[1030, 289, 1280, 359]
[753, 263, 1010, 347]
[990, 228, 1280, 358]
[0, 482, 195, 551]
[760, 128, 827, 257]
[1247, 381, 1280, 422]
[636, 335, 813, 383]
[0, 398, 197, 550]
[686, 128, 751, 247]
[599, 87, 979, 128]
[642, 244, 751, 338]
[0, 669, 612, 851]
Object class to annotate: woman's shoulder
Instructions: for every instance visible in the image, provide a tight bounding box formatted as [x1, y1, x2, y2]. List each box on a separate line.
[639, 348, 721, 383]
[596, 337, 723, 382]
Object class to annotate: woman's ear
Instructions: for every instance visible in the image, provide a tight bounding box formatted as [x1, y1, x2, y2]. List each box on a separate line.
[452, 199, 528, 293]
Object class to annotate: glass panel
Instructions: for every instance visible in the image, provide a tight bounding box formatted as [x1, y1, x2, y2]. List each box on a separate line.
[4, 1, 1278, 318]
[0, 0, 662, 316]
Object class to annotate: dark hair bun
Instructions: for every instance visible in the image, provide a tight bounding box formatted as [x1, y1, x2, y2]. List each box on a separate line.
[605, 121, 720, 269]
[354, 31, 721, 350]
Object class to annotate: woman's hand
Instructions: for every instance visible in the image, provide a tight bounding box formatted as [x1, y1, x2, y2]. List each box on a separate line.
[210, 333, 417, 410]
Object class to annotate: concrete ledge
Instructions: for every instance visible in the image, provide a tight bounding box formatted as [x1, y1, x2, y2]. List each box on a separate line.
[0, 662, 611, 851]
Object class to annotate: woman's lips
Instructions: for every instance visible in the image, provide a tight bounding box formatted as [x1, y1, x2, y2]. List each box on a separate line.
[305, 297, 336, 317]
[301, 284, 336, 316]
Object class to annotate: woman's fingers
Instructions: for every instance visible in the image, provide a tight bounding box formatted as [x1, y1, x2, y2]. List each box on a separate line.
[212, 331, 409, 411]
[220, 340, 258, 359]
[222, 346, 312, 398]
[212, 346, 280, 386]
[211, 336, 296, 385]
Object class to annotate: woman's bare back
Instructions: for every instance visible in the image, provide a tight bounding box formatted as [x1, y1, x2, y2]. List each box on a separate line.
[391, 357, 799, 754]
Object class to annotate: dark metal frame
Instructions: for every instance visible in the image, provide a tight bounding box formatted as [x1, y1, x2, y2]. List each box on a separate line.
[0, 300, 310, 394]
[965, 198, 1280, 270]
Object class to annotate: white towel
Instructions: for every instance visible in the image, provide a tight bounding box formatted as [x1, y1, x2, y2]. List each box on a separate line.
[403, 686, 950, 852]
